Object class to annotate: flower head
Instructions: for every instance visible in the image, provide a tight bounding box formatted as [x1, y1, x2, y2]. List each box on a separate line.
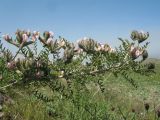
[131, 30, 149, 43]
[78, 37, 97, 53]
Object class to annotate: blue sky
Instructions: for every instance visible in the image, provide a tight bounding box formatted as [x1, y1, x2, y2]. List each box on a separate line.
[0, 0, 159, 58]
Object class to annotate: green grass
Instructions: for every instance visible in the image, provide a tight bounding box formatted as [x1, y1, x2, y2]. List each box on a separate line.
[2, 58, 160, 120]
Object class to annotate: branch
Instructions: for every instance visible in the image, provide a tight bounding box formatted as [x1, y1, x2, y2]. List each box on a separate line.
[0, 80, 19, 90]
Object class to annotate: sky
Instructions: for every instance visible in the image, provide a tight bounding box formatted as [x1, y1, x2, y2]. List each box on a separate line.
[0, 0, 159, 58]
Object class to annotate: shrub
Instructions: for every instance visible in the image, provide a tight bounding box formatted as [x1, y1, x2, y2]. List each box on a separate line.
[0, 30, 154, 119]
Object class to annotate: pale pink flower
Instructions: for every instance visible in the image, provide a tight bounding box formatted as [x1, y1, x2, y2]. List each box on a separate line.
[95, 43, 111, 52]
[83, 37, 88, 40]
[130, 44, 135, 52]
[22, 34, 28, 42]
[2, 34, 11, 41]
[95, 43, 102, 51]
[32, 31, 40, 42]
[135, 49, 143, 57]
[109, 47, 115, 53]
[46, 38, 53, 44]
[7, 62, 11, 67]
[31, 36, 36, 42]
[130, 47, 143, 59]
[49, 31, 54, 38]
[76, 48, 83, 54]
[33, 31, 40, 39]
[26, 30, 31, 36]
[95, 46, 101, 51]
[103, 44, 111, 52]
[58, 40, 66, 47]
[100, 44, 106, 51]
